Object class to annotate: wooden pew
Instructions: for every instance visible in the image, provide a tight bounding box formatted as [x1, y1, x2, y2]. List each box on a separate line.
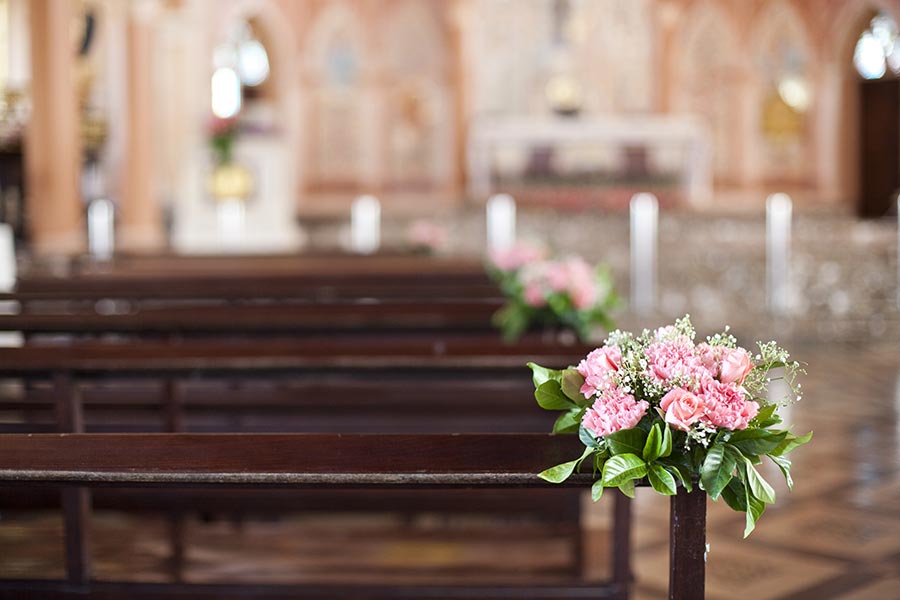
[0, 340, 607, 588]
[0, 433, 706, 600]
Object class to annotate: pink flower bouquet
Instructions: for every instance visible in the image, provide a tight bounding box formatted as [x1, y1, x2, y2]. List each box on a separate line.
[531, 316, 811, 536]
[487, 246, 619, 342]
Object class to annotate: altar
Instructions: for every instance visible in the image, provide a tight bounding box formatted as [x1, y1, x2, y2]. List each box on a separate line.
[466, 115, 713, 209]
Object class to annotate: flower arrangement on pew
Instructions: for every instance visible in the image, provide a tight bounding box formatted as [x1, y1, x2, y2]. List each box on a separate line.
[487, 243, 619, 342]
[530, 316, 811, 536]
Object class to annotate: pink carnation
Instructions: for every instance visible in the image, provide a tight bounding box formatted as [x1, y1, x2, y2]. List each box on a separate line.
[698, 378, 759, 431]
[582, 385, 649, 438]
[577, 346, 622, 398]
[645, 338, 705, 386]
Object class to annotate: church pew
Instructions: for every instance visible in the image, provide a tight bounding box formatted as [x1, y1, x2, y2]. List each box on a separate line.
[0, 340, 608, 586]
[0, 433, 706, 600]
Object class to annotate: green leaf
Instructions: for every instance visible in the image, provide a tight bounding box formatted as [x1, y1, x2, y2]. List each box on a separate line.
[643, 424, 663, 463]
[721, 478, 747, 512]
[660, 424, 673, 458]
[553, 410, 582, 434]
[601, 453, 648, 487]
[727, 429, 788, 456]
[768, 454, 794, 491]
[770, 431, 813, 456]
[561, 369, 589, 406]
[665, 464, 693, 493]
[700, 443, 735, 501]
[538, 446, 593, 483]
[617, 478, 636, 498]
[535, 381, 577, 411]
[605, 428, 649, 456]
[740, 457, 776, 505]
[648, 464, 677, 495]
[751, 404, 779, 428]
[527, 363, 562, 388]
[743, 477, 767, 538]
[579, 425, 598, 448]
[591, 478, 605, 502]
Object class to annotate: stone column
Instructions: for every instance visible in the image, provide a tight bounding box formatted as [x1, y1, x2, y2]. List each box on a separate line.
[118, 1, 165, 252]
[25, 0, 85, 255]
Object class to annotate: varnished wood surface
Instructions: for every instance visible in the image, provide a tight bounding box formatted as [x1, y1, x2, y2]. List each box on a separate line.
[0, 336, 590, 375]
[0, 433, 588, 487]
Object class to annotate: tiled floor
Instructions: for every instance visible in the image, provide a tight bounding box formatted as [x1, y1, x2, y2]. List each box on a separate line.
[1, 343, 899, 597]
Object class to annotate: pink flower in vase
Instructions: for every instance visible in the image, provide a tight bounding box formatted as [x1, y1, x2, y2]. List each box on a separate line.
[719, 348, 754, 385]
[489, 242, 548, 272]
[698, 378, 759, 431]
[659, 387, 705, 431]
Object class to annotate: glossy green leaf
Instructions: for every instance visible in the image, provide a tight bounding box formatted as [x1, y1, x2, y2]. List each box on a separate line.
[740, 457, 776, 505]
[700, 443, 735, 501]
[617, 478, 636, 498]
[659, 423, 673, 458]
[743, 477, 767, 538]
[605, 428, 649, 456]
[535, 381, 577, 411]
[770, 431, 813, 457]
[553, 410, 582, 433]
[721, 478, 747, 512]
[643, 424, 663, 463]
[768, 454, 793, 491]
[561, 369, 590, 406]
[579, 425, 599, 448]
[601, 453, 648, 487]
[727, 429, 787, 456]
[750, 404, 778, 428]
[664, 464, 693, 493]
[527, 362, 562, 388]
[591, 478, 605, 502]
[538, 446, 593, 483]
[648, 464, 677, 495]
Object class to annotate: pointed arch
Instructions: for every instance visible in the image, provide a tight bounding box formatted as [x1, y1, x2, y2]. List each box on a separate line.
[673, 1, 742, 182]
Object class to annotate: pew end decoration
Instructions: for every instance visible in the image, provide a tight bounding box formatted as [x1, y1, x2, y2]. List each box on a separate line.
[487, 244, 619, 342]
[530, 316, 811, 537]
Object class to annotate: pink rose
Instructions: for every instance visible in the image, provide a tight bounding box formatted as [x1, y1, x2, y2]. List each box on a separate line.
[576, 346, 622, 398]
[720, 348, 753, 385]
[659, 387, 705, 431]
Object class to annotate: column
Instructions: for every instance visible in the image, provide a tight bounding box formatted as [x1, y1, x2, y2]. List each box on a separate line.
[25, 0, 85, 255]
[118, 1, 165, 251]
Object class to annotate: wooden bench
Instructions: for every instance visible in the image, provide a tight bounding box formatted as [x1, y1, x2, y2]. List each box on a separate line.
[0, 341, 612, 590]
[0, 433, 707, 600]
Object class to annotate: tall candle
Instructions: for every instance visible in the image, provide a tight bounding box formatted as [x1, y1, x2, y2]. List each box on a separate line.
[352, 195, 381, 255]
[486, 194, 516, 251]
[0, 223, 15, 293]
[630, 193, 658, 314]
[87, 198, 115, 261]
[766, 193, 792, 315]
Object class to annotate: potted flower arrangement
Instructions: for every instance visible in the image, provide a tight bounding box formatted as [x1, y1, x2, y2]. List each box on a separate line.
[530, 315, 811, 536]
[488, 243, 619, 342]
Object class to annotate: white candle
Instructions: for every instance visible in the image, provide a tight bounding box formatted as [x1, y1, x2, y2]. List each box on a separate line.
[87, 198, 115, 261]
[351, 195, 381, 255]
[0, 223, 15, 292]
[766, 193, 792, 315]
[486, 194, 516, 251]
[630, 193, 658, 314]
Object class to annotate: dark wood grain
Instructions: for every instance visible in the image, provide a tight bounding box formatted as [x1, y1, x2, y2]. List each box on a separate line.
[0, 433, 588, 487]
[668, 487, 706, 600]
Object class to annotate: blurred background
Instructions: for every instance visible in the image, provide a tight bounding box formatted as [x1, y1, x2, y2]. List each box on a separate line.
[0, 1, 899, 599]
[1, 0, 899, 339]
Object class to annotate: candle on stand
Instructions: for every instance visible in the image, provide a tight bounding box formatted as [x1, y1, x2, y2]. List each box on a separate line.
[486, 194, 516, 251]
[630, 193, 658, 314]
[87, 198, 115, 261]
[766, 193, 793, 315]
[352, 195, 381, 255]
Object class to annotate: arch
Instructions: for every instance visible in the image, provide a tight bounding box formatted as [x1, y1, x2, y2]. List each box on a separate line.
[381, 0, 453, 189]
[672, 1, 742, 182]
[749, 0, 815, 183]
[826, 0, 900, 205]
[304, 1, 367, 189]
